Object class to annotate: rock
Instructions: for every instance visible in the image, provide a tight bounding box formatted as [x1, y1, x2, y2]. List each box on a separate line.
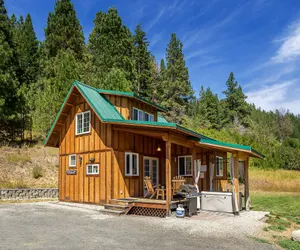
[292, 230, 300, 241]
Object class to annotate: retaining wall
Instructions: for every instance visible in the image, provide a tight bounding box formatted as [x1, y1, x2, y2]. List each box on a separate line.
[0, 188, 58, 200]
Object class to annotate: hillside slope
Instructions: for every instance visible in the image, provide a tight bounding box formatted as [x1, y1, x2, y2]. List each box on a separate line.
[0, 146, 58, 189]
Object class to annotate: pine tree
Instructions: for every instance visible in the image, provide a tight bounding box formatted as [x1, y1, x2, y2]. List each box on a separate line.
[161, 33, 193, 123]
[133, 24, 153, 98]
[160, 58, 166, 72]
[11, 14, 40, 140]
[31, 50, 82, 133]
[150, 57, 161, 103]
[44, 0, 84, 59]
[87, 7, 136, 88]
[0, 0, 20, 140]
[223, 72, 250, 127]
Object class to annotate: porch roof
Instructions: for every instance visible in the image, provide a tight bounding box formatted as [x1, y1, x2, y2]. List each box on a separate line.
[190, 138, 264, 159]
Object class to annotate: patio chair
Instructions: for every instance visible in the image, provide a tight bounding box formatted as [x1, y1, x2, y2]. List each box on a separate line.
[144, 176, 166, 200]
[220, 179, 229, 192]
[144, 176, 158, 199]
[172, 176, 186, 196]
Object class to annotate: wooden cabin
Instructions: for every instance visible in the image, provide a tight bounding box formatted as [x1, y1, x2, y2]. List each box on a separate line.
[45, 81, 264, 216]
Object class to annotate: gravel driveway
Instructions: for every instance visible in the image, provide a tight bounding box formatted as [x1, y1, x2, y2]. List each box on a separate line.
[0, 202, 278, 250]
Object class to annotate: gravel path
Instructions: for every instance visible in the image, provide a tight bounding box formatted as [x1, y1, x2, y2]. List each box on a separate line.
[0, 202, 278, 250]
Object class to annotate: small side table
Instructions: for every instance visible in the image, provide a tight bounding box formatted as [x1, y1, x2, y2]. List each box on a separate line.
[156, 188, 166, 200]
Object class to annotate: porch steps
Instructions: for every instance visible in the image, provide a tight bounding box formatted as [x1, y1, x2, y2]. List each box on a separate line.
[102, 199, 133, 216]
[104, 204, 129, 211]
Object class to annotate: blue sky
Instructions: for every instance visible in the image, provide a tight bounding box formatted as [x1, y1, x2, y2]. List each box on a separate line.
[6, 0, 300, 114]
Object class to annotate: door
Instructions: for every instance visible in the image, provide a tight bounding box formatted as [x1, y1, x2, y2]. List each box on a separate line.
[143, 157, 159, 195]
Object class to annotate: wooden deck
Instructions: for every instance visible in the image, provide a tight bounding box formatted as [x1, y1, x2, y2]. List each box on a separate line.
[113, 197, 186, 213]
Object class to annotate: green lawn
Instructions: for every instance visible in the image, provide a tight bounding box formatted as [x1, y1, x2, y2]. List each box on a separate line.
[251, 192, 300, 250]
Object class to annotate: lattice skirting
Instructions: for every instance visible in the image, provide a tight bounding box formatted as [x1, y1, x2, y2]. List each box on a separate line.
[127, 206, 167, 218]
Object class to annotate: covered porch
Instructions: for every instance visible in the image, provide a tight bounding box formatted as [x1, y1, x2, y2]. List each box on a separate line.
[109, 123, 263, 217]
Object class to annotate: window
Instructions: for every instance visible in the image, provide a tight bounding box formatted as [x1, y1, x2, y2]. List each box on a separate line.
[216, 156, 224, 177]
[133, 108, 144, 121]
[125, 152, 139, 176]
[178, 156, 192, 176]
[86, 164, 99, 175]
[132, 108, 154, 122]
[76, 111, 90, 135]
[69, 154, 76, 167]
[144, 112, 154, 122]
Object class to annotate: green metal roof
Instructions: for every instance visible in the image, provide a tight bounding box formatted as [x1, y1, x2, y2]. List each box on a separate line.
[45, 81, 264, 159]
[197, 138, 265, 158]
[157, 115, 169, 123]
[97, 89, 168, 112]
[76, 81, 124, 121]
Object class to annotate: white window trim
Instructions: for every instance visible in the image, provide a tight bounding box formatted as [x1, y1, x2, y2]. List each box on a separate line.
[69, 154, 76, 167]
[216, 156, 224, 177]
[178, 155, 193, 176]
[132, 108, 154, 122]
[75, 110, 91, 135]
[86, 164, 99, 175]
[125, 152, 139, 176]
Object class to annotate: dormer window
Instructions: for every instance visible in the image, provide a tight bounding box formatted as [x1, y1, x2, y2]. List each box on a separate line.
[144, 112, 154, 122]
[133, 108, 154, 121]
[76, 110, 91, 135]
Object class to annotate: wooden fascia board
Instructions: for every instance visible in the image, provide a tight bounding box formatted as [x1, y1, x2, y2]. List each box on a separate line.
[112, 126, 168, 139]
[198, 142, 262, 159]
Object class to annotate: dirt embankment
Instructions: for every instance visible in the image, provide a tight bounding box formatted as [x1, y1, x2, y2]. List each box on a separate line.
[0, 146, 59, 189]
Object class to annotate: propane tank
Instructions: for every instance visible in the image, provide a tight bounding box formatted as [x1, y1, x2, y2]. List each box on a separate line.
[176, 204, 185, 218]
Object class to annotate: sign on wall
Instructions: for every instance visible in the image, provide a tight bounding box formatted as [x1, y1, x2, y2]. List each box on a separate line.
[200, 165, 207, 172]
[66, 170, 77, 175]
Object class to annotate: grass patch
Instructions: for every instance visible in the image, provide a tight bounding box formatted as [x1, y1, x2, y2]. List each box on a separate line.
[7, 154, 31, 164]
[264, 215, 292, 232]
[252, 192, 300, 249]
[251, 192, 300, 224]
[0, 179, 29, 189]
[278, 239, 300, 250]
[249, 168, 300, 192]
[251, 237, 270, 244]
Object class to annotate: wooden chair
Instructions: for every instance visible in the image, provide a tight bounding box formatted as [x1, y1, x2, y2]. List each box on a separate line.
[172, 176, 186, 196]
[144, 176, 157, 199]
[220, 179, 229, 192]
[144, 176, 166, 200]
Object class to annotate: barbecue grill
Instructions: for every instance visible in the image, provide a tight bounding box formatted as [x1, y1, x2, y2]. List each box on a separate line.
[174, 184, 200, 216]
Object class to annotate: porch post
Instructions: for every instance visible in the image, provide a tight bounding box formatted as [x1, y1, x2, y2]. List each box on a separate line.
[233, 154, 240, 211]
[192, 146, 197, 182]
[244, 157, 250, 211]
[165, 140, 172, 216]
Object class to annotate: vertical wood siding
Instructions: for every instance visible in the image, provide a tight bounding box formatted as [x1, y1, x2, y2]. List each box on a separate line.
[59, 96, 112, 204]
[105, 95, 158, 121]
[58, 94, 228, 204]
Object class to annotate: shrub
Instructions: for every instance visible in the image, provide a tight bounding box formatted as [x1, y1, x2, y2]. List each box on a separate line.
[32, 166, 43, 179]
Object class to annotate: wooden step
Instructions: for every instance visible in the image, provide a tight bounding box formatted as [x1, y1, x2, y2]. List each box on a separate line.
[109, 199, 134, 206]
[104, 204, 129, 211]
[100, 209, 125, 216]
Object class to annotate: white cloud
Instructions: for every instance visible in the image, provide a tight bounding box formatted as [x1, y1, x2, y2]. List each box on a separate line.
[149, 32, 163, 50]
[243, 65, 296, 89]
[245, 81, 300, 113]
[145, 0, 183, 32]
[145, 8, 166, 32]
[272, 21, 300, 63]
